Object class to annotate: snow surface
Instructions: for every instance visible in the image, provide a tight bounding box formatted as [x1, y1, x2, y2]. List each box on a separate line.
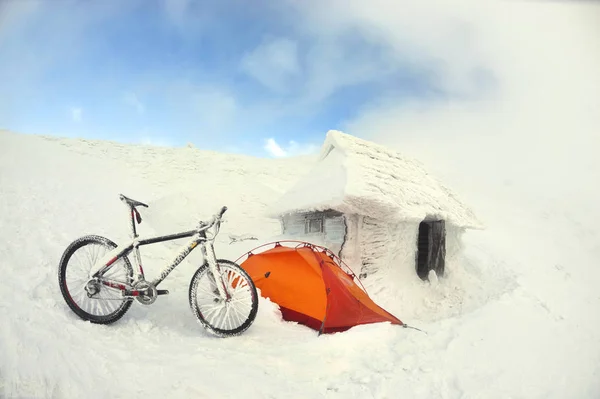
[270, 130, 482, 229]
[268, 144, 348, 219]
[1, 129, 599, 398]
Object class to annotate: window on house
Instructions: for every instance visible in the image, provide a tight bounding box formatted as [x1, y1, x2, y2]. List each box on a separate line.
[305, 216, 323, 233]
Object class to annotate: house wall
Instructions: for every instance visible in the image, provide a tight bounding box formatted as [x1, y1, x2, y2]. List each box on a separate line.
[358, 216, 390, 278]
[357, 217, 467, 294]
[357, 217, 420, 287]
[281, 212, 467, 288]
[281, 214, 306, 236]
[323, 214, 345, 256]
[444, 223, 466, 272]
[339, 214, 360, 269]
[280, 210, 346, 256]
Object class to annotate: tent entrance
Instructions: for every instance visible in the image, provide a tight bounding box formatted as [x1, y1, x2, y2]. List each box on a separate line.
[416, 220, 446, 280]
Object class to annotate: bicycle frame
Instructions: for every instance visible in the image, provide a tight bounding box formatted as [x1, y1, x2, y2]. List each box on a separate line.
[90, 206, 229, 299]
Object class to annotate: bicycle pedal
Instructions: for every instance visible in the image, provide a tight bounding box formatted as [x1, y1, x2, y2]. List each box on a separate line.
[156, 289, 169, 295]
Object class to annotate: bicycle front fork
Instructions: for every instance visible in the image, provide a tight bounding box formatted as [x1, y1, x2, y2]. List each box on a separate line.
[204, 244, 231, 300]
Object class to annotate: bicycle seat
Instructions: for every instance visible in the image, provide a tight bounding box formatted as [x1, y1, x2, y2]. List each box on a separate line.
[119, 194, 149, 209]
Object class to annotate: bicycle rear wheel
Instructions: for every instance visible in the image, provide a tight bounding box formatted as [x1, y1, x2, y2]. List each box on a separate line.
[189, 259, 258, 337]
[58, 235, 134, 324]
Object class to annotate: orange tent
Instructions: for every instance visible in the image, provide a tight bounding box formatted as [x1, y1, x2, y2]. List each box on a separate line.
[237, 241, 403, 334]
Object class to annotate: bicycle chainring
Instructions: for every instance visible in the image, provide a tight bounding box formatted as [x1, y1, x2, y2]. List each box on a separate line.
[133, 281, 158, 305]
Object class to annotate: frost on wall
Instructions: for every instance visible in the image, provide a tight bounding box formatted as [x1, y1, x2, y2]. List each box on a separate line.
[359, 218, 421, 294]
[358, 216, 389, 278]
[281, 214, 306, 236]
[280, 210, 346, 256]
[444, 224, 467, 273]
[340, 214, 361, 270]
[280, 209, 469, 292]
[354, 215, 468, 285]
[323, 214, 345, 256]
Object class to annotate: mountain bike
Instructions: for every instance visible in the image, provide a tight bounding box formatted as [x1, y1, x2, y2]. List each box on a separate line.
[57, 194, 259, 337]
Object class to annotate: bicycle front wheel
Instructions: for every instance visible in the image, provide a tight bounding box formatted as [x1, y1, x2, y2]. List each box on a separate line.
[189, 259, 258, 337]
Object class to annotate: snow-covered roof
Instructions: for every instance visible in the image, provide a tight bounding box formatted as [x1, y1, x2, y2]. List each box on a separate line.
[268, 130, 483, 229]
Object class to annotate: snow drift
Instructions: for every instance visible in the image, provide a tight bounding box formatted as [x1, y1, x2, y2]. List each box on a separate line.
[1, 129, 599, 399]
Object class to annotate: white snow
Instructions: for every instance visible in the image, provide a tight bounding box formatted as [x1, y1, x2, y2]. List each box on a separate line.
[270, 130, 483, 229]
[1, 129, 599, 398]
[267, 143, 347, 218]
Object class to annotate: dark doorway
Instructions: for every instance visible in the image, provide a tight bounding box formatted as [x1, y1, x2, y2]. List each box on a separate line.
[416, 220, 446, 280]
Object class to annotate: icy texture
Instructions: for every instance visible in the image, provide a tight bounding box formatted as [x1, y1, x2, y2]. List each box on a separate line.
[270, 130, 483, 229]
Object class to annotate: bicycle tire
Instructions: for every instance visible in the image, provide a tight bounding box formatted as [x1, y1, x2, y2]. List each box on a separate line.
[58, 235, 134, 324]
[189, 259, 259, 337]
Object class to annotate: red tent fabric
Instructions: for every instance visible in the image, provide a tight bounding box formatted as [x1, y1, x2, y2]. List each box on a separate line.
[237, 242, 403, 334]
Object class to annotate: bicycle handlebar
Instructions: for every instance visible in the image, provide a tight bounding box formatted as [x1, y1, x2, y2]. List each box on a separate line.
[197, 206, 228, 234]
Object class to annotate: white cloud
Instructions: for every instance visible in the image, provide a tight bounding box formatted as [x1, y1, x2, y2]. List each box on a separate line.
[326, 0, 600, 217]
[123, 92, 145, 114]
[264, 138, 287, 157]
[240, 38, 301, 93]
[264, 137, 319, 158]
[70, 107, 82, 122]
[288, 0, 497, 103]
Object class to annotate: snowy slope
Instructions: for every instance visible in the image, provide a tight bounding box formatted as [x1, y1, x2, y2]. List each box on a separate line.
[1, 129, 599, 399]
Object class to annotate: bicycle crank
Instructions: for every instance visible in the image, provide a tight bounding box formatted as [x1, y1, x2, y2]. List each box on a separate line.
[132, 281, 158, 305]
[120, 282, 169, 303]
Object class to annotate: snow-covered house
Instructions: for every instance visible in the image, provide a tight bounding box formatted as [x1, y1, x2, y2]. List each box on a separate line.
[267, 130, 483, 281]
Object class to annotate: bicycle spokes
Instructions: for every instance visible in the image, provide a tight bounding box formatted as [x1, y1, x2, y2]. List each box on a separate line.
[64, 241, 131, 315]
[191, 262, 256, 334]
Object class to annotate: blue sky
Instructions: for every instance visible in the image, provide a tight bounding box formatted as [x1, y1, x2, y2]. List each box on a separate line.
[0, 0, 495, 157]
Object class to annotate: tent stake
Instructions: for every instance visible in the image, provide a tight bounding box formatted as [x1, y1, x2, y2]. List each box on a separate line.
[403, 324, 427, 335]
